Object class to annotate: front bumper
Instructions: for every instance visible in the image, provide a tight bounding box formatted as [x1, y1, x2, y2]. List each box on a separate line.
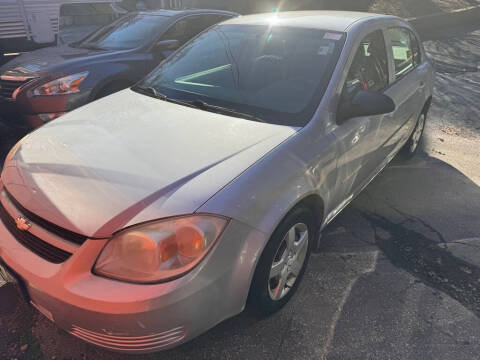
[0, 213, 266, 353]
[0, 90, 91, 129]
[0, 98, 30, 129]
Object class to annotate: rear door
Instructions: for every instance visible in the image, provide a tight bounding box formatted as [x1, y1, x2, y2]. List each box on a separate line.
[380, 27, 426, 159]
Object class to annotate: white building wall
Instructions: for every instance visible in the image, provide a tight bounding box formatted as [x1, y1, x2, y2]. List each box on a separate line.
[0, 0, 120, 40]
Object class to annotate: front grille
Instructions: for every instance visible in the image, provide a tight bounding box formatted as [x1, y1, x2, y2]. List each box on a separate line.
[0, 199, 72, 264]
[5, 190, 88, 245]
[0, 78, 30, 99]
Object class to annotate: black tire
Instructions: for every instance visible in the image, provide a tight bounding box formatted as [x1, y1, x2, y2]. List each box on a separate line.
[399, 110, 427, 159]
[248, 206, 315, 316]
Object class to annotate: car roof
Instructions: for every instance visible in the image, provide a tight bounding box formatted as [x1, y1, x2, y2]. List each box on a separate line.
[137, 8, 239, 18]
[222, 11, 397, 32]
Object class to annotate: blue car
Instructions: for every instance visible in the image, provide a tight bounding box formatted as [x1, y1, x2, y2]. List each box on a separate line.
[0, 9, 237, 129]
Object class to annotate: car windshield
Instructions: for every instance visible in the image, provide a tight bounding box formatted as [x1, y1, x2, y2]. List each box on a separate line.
[76, 14, 169, 50]
[137, 24, 345, 126]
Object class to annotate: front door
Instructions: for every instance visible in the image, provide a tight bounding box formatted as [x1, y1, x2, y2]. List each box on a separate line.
[330, 29, 390, 213]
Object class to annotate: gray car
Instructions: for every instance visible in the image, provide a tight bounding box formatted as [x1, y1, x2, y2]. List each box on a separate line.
[0, 11, 434, 353]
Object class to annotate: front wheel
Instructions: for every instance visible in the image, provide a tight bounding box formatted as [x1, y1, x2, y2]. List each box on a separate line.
[248, 206, 314, 315]
[400, 111, 426, 159]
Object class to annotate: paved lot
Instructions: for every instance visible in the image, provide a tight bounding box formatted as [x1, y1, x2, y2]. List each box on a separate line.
[1, 23, 480, 360]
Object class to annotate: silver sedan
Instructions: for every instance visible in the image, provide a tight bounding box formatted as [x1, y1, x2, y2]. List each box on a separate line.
[0, 11, 434, 353]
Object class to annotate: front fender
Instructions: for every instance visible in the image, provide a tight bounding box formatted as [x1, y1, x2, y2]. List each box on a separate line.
[198, 121, 338, 242]
[85, 63, 138, 101]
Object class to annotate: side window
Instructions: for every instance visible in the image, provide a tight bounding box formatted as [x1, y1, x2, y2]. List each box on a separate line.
[162, 18, 190, 45]
[341, 30, 388, 103]
[162, 15, 230, 46]
[388, 27, 415, 79]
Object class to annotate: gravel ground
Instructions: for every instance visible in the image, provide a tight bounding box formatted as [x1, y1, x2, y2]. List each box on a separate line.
[286, 0, 480, 17]
[1, 21, 480, 360]
[369, 0, 480, 18]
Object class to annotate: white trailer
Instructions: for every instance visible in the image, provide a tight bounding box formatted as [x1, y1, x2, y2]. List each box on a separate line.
[0, 0, 122, 54]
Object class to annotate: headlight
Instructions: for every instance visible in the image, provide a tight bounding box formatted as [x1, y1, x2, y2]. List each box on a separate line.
[30, 72, 89, 96]
[94, 215, 228, 283]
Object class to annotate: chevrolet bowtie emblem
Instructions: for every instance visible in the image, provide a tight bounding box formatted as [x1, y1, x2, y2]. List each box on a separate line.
[15, 216, 32, 231]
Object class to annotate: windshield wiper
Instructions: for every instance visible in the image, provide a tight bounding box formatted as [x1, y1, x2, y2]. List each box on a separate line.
[131, 85, 195, 107]
[189, 100, 266, 123]
[131, 86, 265, 123]
[132, 85, 162, 98]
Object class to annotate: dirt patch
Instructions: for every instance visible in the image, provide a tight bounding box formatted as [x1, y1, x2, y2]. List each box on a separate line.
[441, 126, 463, 136]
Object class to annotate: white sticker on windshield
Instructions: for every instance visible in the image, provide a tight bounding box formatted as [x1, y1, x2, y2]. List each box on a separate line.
[324, 33, 342, 41]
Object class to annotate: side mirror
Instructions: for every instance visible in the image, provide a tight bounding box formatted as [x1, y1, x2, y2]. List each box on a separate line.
[154, 39, 180, 51]
[338, 90, 396, 123]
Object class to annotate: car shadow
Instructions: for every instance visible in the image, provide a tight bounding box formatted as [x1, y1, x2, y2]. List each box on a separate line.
[329, 151, 480, 315]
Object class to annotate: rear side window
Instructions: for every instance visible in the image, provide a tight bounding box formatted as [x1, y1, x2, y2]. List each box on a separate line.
[388, 27, 417, 79]
[341, 30, 389, 103]
[162, 15, 232, 45]
[409, 31, 422, 66]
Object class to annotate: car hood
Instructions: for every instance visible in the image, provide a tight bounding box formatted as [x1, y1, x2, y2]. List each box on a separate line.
[0, 45, 115, 77]
[1, 89, 297, 238]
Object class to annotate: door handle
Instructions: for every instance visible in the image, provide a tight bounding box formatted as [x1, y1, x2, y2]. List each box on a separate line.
[419, 81, 426, 88]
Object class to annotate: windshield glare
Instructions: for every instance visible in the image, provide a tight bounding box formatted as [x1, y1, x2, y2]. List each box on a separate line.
[140, 24, 345, 126]
[79, 14, 169, 50]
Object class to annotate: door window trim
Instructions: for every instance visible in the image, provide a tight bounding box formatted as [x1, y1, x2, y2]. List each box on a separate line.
[336, 28, 390, 124]
[386, 26, 420, 84]
[409, 30, 422, 66]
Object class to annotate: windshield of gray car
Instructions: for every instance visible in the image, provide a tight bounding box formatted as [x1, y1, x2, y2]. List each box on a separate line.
[137, 24, 346, 126]
[76, 14, 169, 50]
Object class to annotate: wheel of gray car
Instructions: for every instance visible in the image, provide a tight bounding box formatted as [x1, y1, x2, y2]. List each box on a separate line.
[400, 110, 427, 159]
[248, 206, 314, 315]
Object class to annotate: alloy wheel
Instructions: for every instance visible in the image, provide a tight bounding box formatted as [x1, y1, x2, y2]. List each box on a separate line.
[268, 223, 309, 301]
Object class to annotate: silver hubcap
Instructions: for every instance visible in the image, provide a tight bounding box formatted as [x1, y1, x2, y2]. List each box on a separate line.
[268, 223, 309, 301]
[410, 114, 425, 153]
